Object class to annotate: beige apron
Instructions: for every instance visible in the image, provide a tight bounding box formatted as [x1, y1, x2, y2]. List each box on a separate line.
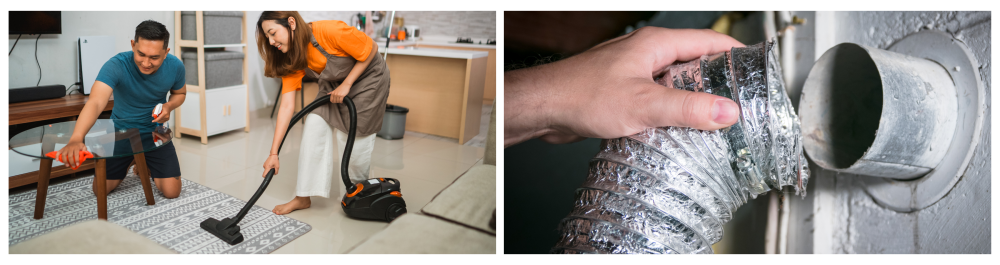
[304, 35, 391, 136]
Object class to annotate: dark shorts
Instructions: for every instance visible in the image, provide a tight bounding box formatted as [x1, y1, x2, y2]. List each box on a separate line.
[105, 141, 181, 180]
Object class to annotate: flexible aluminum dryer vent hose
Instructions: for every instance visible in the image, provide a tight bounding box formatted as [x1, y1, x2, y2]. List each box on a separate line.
[552, 40, 809, 254]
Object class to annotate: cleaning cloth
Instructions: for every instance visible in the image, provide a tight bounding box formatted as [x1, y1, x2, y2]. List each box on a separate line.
[45, 150, 94, 170]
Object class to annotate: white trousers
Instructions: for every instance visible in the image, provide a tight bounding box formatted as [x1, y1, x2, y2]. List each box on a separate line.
[295, 114, 376, 198]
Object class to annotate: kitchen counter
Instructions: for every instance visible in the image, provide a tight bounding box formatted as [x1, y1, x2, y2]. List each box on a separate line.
[379, 38, 497, 49]
[378, 40, 418, 46]
[375, 46, 488, 144]
[414, 41, 496, 49]
[381, 46, 488, 59]
[411, 44, 496, 103]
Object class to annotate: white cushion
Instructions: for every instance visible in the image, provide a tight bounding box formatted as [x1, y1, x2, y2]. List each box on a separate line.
[9, 219, 175, 254]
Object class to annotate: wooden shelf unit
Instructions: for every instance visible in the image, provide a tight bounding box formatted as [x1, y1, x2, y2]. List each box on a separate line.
[172, 11, 250, 144]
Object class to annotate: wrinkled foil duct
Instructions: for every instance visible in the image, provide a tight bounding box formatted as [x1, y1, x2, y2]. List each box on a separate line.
[552, 40, 809, 254]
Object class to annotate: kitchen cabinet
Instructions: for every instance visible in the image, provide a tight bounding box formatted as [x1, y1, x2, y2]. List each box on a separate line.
[416, 43, 496, 104]
[380, 47, 488, 144]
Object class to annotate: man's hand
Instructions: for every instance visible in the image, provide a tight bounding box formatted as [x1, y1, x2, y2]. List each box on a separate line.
[155, 85, 186, 124]
[58, 80, 112, 167]
[152, 104, 171, 123]
[55, 141, 89, 169]
[504, 27, 745, 147]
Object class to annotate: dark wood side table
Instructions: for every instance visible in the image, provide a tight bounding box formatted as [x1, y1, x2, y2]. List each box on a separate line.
[8, 95, 113, 189]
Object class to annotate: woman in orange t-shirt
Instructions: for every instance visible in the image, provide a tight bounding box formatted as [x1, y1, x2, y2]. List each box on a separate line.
[256, 11, 391, 215]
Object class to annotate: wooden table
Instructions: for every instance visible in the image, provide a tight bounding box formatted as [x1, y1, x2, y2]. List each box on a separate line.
[8, 94, 113, 189]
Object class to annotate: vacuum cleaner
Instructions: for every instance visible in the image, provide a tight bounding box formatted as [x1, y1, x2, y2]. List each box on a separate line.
[201, 95, 407, 245]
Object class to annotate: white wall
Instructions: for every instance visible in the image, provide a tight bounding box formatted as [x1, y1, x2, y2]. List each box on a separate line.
[298, 11, 497, 39]
[795, 11, 991, 254]
[8, 11, 495, 112]
[8, 11, 175, 90]
[245, 11, 281, 113]
[391, 11, 496, 38]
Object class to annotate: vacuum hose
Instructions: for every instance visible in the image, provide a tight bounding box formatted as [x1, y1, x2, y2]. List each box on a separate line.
[278, 94, 357, 190]
[230, 95, 356, 228]
[552, 40, 810, 254]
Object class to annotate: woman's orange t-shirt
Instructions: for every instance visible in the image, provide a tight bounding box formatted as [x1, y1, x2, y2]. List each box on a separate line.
[280, 20, 374, 95]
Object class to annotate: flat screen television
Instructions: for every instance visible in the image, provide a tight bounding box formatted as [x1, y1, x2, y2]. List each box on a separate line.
[9, 11, 62, 34]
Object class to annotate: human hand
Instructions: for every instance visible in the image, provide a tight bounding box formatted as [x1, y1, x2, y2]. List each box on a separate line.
[152, 104, 171, 123]
[262, 154, 279, 178]
[56, 141, 88, 169]
[504, 27, 745, 147]
[328, 83, 350, 104]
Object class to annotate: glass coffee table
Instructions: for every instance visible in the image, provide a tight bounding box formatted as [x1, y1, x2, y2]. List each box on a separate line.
[9, 119, 173, 220]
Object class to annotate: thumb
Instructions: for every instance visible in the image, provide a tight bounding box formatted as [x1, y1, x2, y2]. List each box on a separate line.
[639, 83, 739, 131]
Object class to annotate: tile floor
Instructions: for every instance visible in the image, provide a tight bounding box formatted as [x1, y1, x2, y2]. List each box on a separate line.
[174, 108, 486, 253]
[17, 106, 488, 254]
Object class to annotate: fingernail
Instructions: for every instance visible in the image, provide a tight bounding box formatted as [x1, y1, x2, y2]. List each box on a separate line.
[712, 99, 739, 124]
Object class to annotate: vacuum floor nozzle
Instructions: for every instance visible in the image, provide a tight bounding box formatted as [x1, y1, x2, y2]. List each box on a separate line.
[200, 217, 244, 245]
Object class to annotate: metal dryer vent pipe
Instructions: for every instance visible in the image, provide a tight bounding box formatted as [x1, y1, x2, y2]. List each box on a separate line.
[800, 43, 958, 179]
[552, 40, 809, 254]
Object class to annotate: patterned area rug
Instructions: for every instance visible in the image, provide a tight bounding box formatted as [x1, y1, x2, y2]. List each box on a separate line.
[9, 176, 311, 254]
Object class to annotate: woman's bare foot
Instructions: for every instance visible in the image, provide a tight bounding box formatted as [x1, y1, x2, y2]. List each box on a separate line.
[273, 196, 311, 215]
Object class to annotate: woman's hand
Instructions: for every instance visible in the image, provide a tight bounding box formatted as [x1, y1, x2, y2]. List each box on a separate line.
[328, 82, 350, 103]
[56, 141, 88, 169]
[262, 154, 280, 178]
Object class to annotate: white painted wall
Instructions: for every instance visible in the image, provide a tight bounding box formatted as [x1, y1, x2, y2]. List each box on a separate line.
[298, 11, 497, 39]
[791, 11, 991, 254]
[244, 11, 281, 114]
[7, 10, 495, 112]
[8, 11, 175, 90]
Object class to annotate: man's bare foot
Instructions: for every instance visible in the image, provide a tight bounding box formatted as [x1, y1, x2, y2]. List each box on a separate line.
[273, 196, 311, 215]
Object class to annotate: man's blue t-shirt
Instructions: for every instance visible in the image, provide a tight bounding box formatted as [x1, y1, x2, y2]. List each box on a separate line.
[96, 51, 185, 133]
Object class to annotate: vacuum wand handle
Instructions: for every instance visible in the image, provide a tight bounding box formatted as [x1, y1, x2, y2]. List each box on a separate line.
[225, 96, 330, 229]
[216, 95, 359, 232]
[227, 168, 275, 228]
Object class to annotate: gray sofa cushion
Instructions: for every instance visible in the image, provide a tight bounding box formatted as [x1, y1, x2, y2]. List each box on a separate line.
[484, 101, 496, 165]
[347, 214, 495, 254]
[421, 165, 496, 234]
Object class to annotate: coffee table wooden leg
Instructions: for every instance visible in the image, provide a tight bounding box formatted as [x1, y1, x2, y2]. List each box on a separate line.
[33, 159, 54, 220]
[96, 159, 108, 220]
[134, 153, 156, 205]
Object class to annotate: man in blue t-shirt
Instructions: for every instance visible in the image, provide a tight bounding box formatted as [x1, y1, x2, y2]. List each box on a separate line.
[56, 20, 187, 199]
